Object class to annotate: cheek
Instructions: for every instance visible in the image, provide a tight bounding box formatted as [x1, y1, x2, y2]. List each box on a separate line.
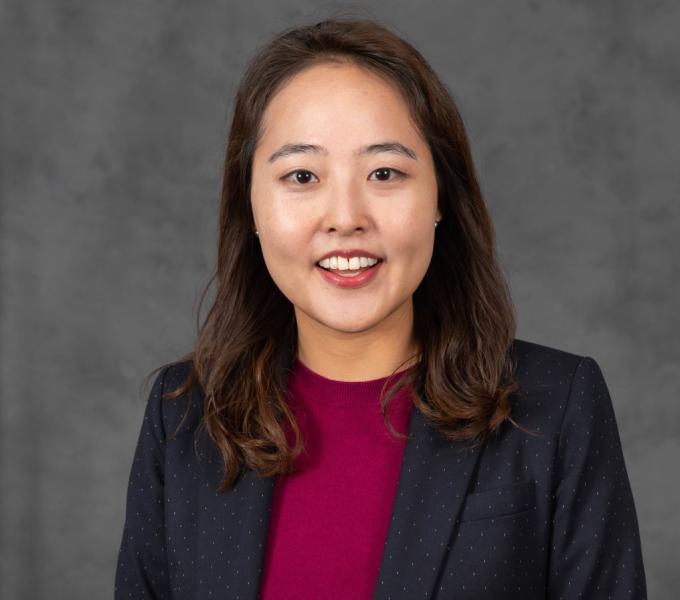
[261, 234, 304, 273]
[259, 246, 306, 307]
[251, 174, 302, 235]
[387, 216, 435, 257]
[258, 228, 314, 298]
[391, 226, 436, 280]
[259, 196, 313, 245]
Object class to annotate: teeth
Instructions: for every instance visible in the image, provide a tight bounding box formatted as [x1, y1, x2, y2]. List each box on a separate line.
[317, 256, 380, 270]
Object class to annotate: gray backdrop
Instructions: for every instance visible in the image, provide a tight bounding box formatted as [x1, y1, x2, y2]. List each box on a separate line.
[2, 1, 678, 598]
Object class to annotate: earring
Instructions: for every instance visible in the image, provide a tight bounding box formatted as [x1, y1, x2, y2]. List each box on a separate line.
[434, 220, 439, 228]
[254, 229, 259, 236]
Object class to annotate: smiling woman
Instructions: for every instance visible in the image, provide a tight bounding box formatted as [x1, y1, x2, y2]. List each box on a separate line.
[250, 60, 441, 345]
[115, 15, 647, 600]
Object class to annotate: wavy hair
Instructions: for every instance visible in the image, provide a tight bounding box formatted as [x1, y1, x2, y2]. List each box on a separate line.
[151, 15, 525, 493]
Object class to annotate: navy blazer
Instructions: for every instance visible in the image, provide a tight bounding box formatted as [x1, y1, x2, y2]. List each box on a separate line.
[115, 338, 647, 599]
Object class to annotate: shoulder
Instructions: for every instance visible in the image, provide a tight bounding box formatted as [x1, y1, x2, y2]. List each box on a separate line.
[510, 337, 584, 387]
[147, 359, 202, 441]
[508, 338, 607, 436]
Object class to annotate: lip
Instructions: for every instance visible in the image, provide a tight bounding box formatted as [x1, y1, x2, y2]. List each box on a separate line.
[315, 248, 383, 263]
[315, 260, 383, 289]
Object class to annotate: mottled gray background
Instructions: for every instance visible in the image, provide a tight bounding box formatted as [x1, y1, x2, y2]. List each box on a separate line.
[1, 1, 678, 598]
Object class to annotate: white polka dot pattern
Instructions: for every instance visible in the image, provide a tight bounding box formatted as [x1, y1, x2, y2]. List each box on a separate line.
[546, 355, 647, 598]
[114, 364, 172, 598]
[114, 339, 647, 599]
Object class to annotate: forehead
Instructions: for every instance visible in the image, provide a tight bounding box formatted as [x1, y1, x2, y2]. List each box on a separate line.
[256, 63, 424, 153]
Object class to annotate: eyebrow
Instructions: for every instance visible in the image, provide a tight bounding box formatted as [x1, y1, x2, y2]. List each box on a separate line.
[267, 141, 418, 163]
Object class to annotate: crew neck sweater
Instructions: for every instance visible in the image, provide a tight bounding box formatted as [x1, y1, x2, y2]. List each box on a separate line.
[258, 356, 417, 600]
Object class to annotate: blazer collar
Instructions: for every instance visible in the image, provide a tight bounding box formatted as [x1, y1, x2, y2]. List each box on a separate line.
[193, 400, 485, 599]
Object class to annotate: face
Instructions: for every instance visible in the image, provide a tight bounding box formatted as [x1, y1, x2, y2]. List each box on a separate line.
[250, 62, 440, 343]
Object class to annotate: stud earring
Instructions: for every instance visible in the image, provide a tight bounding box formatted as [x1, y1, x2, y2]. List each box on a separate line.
[254, 229, 259, 236]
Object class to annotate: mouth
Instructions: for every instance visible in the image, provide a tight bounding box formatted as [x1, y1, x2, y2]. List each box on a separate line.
[315, 258, 384, 274]
[315, 258, 384, 287]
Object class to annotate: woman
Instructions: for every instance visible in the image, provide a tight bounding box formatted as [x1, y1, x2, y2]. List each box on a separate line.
[114, 17, 647, 599]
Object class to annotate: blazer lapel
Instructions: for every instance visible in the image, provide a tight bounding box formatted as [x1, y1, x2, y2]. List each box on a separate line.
[371, 405, 486, 600]
[192, 400, 484, 600]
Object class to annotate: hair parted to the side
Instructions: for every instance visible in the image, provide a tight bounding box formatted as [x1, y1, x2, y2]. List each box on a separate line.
[150, 14, 529, 494]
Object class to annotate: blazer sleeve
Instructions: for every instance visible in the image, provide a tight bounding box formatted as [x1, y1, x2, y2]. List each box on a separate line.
[548, 356, 647, 598]
[114, 366, 172, 599]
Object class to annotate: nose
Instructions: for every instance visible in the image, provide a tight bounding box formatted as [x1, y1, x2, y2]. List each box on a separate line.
[321, 178, 371, 235]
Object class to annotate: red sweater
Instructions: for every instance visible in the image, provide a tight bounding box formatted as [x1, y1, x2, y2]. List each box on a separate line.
[258, 355, 416, 599]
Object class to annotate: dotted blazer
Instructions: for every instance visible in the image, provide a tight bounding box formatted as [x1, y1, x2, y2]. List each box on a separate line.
[114, 338, 648, 599]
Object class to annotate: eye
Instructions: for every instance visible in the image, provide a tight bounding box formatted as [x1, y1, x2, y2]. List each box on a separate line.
[368, 167, 407, 182]
[281, 169, 319, 185]
[280, 167, 407, 186]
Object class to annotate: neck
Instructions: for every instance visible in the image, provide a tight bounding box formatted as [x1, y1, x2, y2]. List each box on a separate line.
[294, 301, 420, 382]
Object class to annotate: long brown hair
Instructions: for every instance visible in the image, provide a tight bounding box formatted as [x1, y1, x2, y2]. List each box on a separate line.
[151, 15, 525, 493]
